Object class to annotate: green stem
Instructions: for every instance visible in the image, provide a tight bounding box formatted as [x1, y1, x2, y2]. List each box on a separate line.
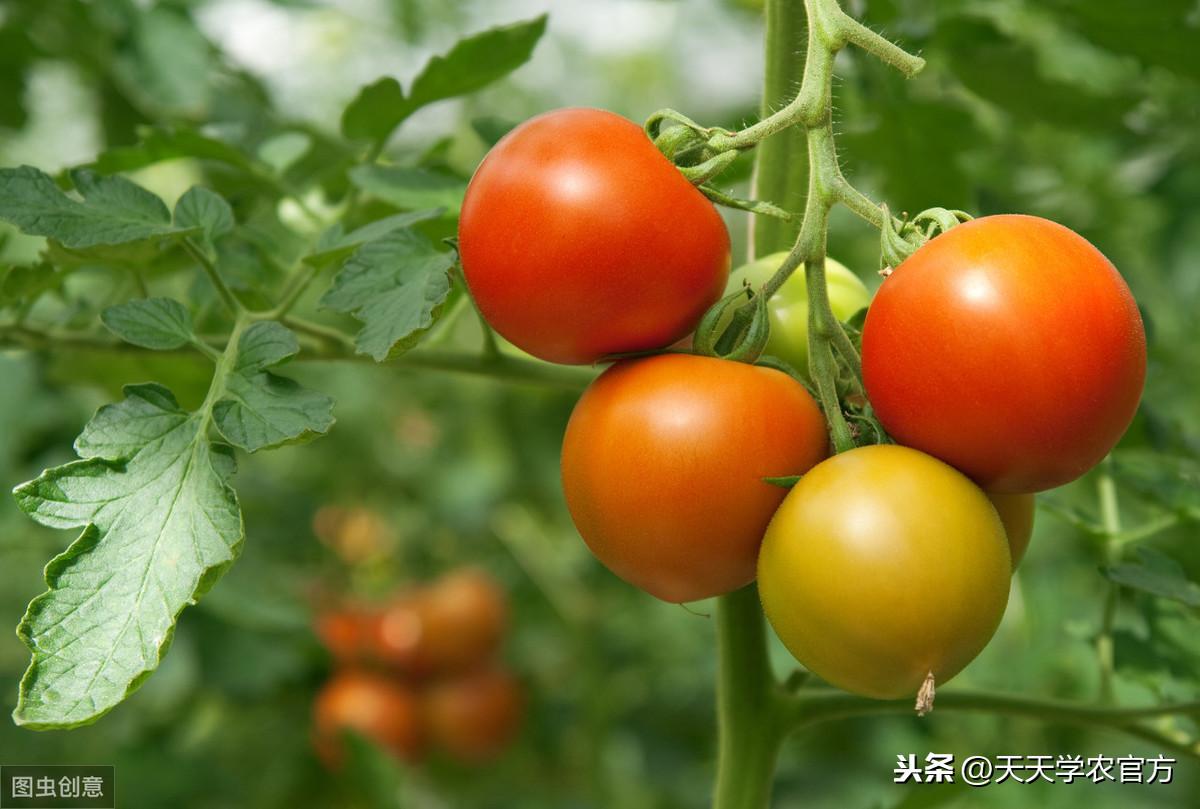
[784, 689, 1200, 760]
[266, 261, 321, 319]
[749, 0, 810, 258]
[182, 239, 242, 315]
[713, 587, 786, 809]
[1096, 465, 1122, 703]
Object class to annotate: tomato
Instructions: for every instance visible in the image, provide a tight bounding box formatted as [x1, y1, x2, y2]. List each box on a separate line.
[758, 445, 1011, 699]
[315, 605, 374, 663]
[723, 252, 870, 373]
[458, 108, 730, 365]
[423, 667, 523, 763]
[561, 354, 828, 602]
[989, 492, 1035, 569]
[861, 215, 1146, 493]
[373, 569, 508, 674]
[313, 670, 423, 767]
[312, 505, 390, 563]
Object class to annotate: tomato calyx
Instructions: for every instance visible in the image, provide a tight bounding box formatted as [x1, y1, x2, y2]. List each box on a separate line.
[693, 289, 770, 363]
[879, 204, 974, 272]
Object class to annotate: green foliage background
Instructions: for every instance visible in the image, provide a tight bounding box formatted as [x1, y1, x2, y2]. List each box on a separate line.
[0, 0, 1197, 806]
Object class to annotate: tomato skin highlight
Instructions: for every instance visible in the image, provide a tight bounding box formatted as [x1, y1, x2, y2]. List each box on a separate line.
[561, 354, 828, 603]
[459, 108, 731, 365]
[861, 214, 1146, 493]
[758, 445, 1011, 699]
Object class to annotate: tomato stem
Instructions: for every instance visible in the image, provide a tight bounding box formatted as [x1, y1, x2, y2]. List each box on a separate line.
[712, 586, 786, 809]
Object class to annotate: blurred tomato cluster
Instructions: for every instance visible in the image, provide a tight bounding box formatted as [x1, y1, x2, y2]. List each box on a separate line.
[310, 520, 522, 768]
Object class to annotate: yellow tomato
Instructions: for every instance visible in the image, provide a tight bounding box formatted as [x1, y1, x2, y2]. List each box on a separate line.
[758, 445, 1011, 699]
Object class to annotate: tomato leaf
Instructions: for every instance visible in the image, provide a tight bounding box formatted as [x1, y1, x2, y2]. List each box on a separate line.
[305, 209, 444, 269]
[340, 77, 407, 143]
[338, 16, 546, 147]
[405, 16, 546, 114]
[12, 384, 244, 728]
[112, 7, 214, 117]
[87, 127, 262, 177]
[0, 167, 195, 248]
[174, 186, 234, 260]
[347, 165, 466, 215]
[320, 229, 454, 361]
[211, 322, 335, 452]
[101, 298, 197, 350]
[1111, 450, 1200, 522]
[1104, 547, 1200, 608]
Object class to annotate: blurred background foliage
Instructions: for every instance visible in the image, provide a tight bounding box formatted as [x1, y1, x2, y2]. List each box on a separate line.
[0, 0, 1198, 807]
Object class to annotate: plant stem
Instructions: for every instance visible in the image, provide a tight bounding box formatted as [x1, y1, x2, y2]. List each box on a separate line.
[1096, 464, 1123, 703]
[750, 0, 810, 258]
[784, 689, 1200, 759]
[713, 587, 786, 809]
[182, 239, 242, 315]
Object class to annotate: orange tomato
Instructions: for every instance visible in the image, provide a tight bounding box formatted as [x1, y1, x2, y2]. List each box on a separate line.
[561, 354, 828, 602]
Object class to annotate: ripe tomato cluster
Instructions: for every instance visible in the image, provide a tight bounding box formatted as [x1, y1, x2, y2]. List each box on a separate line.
[313, 568, 523, 767]
[459, 109, 1145, 702]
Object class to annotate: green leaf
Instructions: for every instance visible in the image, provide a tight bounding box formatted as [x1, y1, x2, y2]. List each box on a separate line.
[339, 16, 547, 147]
[406, 16, 546, 114]
[0, 166, 192, 248]
[113, 7, 214, 117]
[348, 165, 466, 214]
[211, 322, 335, 452]
[1049, 0, 1200, 82]
[88, 127, 261, 177]
[1104, 547, 1200, 608]
[12, 384, 243, 728]
[101, 298, 196, 350]
[941, 18, 1137, 131]
[1111, 450, 1200, 521]
[320, 229, 455, 361]
[764, 475, 801, 488]
[305, 209, 444, 269]
[341, 77, 407, 143]
[175, 186, 234, 260]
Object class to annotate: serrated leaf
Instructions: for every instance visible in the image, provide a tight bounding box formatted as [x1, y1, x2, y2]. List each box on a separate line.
[406, 16, 546, 113]
[174, 186, 233, 259]
[348, 165, 466, 214]
[211, 322, 334, 452]
[101, 298, 196, 350]
[320, 229, 454, 361]
[305, 209, 443, 269]
[0, 166, 192, 248]
[1105, 547, 1200, 608]
[341, 77, 406, 143]
[12, 383, 243, 728]
[88, 127, 261, 176]
[339, 17, 546, 148]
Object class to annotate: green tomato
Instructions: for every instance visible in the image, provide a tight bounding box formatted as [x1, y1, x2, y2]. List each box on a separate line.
[723, 252, 870, 373]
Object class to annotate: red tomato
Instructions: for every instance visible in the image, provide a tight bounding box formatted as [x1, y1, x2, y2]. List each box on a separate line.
[313, 671, 423, 767]
[561, 354, 828, 602]
[372, 569, 508, 675]
[423, 667, 523, 763]
[862, 215, 1145, 493]
[458, 108, 730, 365]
